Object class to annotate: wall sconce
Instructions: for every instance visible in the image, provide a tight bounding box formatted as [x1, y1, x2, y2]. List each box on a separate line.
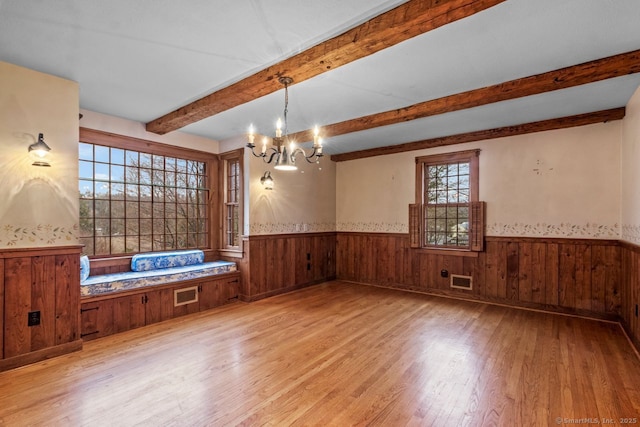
[260, 171, 274, 190]
[28, 133, 52, 167]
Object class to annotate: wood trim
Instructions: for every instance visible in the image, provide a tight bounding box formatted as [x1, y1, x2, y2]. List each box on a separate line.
[0, 245, 83, 259]
[145, 0, 506, 134]
[79, 128, 218, 161]
[247, 231, 337, 241]
[301, 49, 640, 146]
[0, 340, 83, 373]
[331, 107, 626, 162]
[619, 239, 640, 253]
[80, 271, 241, 303]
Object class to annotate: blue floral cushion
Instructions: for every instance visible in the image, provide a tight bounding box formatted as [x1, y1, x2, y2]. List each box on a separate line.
[81, 261, 237, 297]
[131, 250, 205, 272]
[80, 255, 90, 282]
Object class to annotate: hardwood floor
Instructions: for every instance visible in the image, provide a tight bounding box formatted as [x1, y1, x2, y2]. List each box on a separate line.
[1, 281, 639, 426]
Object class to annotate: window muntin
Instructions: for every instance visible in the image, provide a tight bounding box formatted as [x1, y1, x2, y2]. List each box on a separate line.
[79, 142, 209, 256]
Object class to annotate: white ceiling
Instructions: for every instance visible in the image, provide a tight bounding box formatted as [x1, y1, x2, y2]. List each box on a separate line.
[2, 0, 640, 156]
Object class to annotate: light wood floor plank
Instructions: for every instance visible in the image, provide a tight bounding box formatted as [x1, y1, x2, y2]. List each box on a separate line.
[0, 281, 639, 426]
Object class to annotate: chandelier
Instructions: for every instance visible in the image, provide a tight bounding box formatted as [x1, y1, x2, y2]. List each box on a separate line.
[246, 76, 323, 171]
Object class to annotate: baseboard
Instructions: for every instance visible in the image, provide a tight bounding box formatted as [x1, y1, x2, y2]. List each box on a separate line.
[620, 320, 640, 360]
[239, 277, 335, 302]
[338, 279, 621, 323]
[0, 340, 83, 372]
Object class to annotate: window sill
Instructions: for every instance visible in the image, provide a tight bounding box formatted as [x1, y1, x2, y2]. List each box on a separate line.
[219, 249, 244, 259]
[415, 248, 479, 258]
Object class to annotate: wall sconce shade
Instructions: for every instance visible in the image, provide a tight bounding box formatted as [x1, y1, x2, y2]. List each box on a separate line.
[28, 133, 52, 167]
[260, 171, 274, 190]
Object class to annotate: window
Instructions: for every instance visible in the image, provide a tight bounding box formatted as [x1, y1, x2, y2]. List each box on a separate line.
[79, 129, 214, 256]
[220, 150, 243, 252]
[411, 149, 484, 251]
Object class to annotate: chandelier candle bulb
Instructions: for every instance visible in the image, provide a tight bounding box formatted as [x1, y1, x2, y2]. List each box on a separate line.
[276, 118, 282, 138]
[262, 137, 267, 154]
[248, 125, 255, 145]
[313, 126, 320, 147]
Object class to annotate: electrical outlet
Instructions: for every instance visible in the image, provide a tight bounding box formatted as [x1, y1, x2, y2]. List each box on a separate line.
[28, 311, 41, 326]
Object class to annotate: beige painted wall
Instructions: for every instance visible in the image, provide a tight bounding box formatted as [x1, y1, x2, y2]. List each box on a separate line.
[337, 121, 622, 239]
[621, 86, 640, 245]
[248, 151, 336, 235]
[0, 61, 79, 248]
[79, 109, 220, 153]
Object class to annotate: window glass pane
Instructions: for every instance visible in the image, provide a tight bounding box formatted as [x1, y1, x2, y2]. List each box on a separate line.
[110, 165, 124, 182]
[95, 163, 109, 181]
[140, 219, 152, 235]
[95, 146, 110, 163]
[112, 219, 125, 235]
[126, 218, 138, 235]
[139, 153, 152, 168]
[111, 236, 125, 254]
[79, 180, 94, 198]
[79, 143, 93, 161]
[79, 161, 93, 179]
[95, 200, 109, 216]
[111, 201, 125, 219]
[125, 150, 138, 166]
[152, 155, 164, 170]
[111, 148, 125, 165]
[126, 237, 139, 253]
[111, 183, 125, 199]
[95, 219, 110, 236]
[459, 162, 469, 175]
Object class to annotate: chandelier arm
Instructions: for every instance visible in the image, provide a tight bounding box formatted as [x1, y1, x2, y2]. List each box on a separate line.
[264, 150, 279, 164]
[246, 144, 266, 158]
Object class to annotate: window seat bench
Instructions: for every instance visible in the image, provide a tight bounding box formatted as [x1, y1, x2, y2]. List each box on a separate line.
[79, 250, 240, 341]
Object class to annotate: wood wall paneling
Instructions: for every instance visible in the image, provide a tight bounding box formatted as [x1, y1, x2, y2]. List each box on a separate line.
[4, 257, 32, 358]
[243, 233, 336, 301]
[1, 246, 82, 369]
[336, 233, 621, 320]
[620, 242, 640, 352]
[0, 259, 3, 359]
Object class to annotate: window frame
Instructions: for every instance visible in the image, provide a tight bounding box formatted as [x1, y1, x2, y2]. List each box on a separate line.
[219, 148, 244, 257]
[414, 149, 481, 253]
[79, 127, 220, 260]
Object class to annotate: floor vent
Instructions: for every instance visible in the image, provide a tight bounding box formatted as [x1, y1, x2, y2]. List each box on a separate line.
[450, 274, 472, 291]
[175, 286, 198, 306]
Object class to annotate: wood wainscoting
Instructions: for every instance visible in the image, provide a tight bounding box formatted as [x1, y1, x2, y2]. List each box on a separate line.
[620, 241, 640, 352]
[336, 233, 622, 321]
[0, 246, 83, 371]
[226, 233, 336, 302]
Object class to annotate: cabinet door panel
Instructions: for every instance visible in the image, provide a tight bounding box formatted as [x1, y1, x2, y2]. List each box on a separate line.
[113, 295, 145, 333]
[199, 276, 239, 311]
[80, 299, 115, 341]
[145, 288, 174, 324]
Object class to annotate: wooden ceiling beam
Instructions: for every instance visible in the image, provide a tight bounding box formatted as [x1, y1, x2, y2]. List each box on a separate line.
[330, 107, 626, 162]
[145, 0, 506, 134]
[290, 49, 640, 143]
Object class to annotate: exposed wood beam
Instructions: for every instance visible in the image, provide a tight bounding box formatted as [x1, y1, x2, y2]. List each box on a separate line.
[330, 107, 625, 162]
[290, 49, 640, 143]
[145, 0, 506, 135]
